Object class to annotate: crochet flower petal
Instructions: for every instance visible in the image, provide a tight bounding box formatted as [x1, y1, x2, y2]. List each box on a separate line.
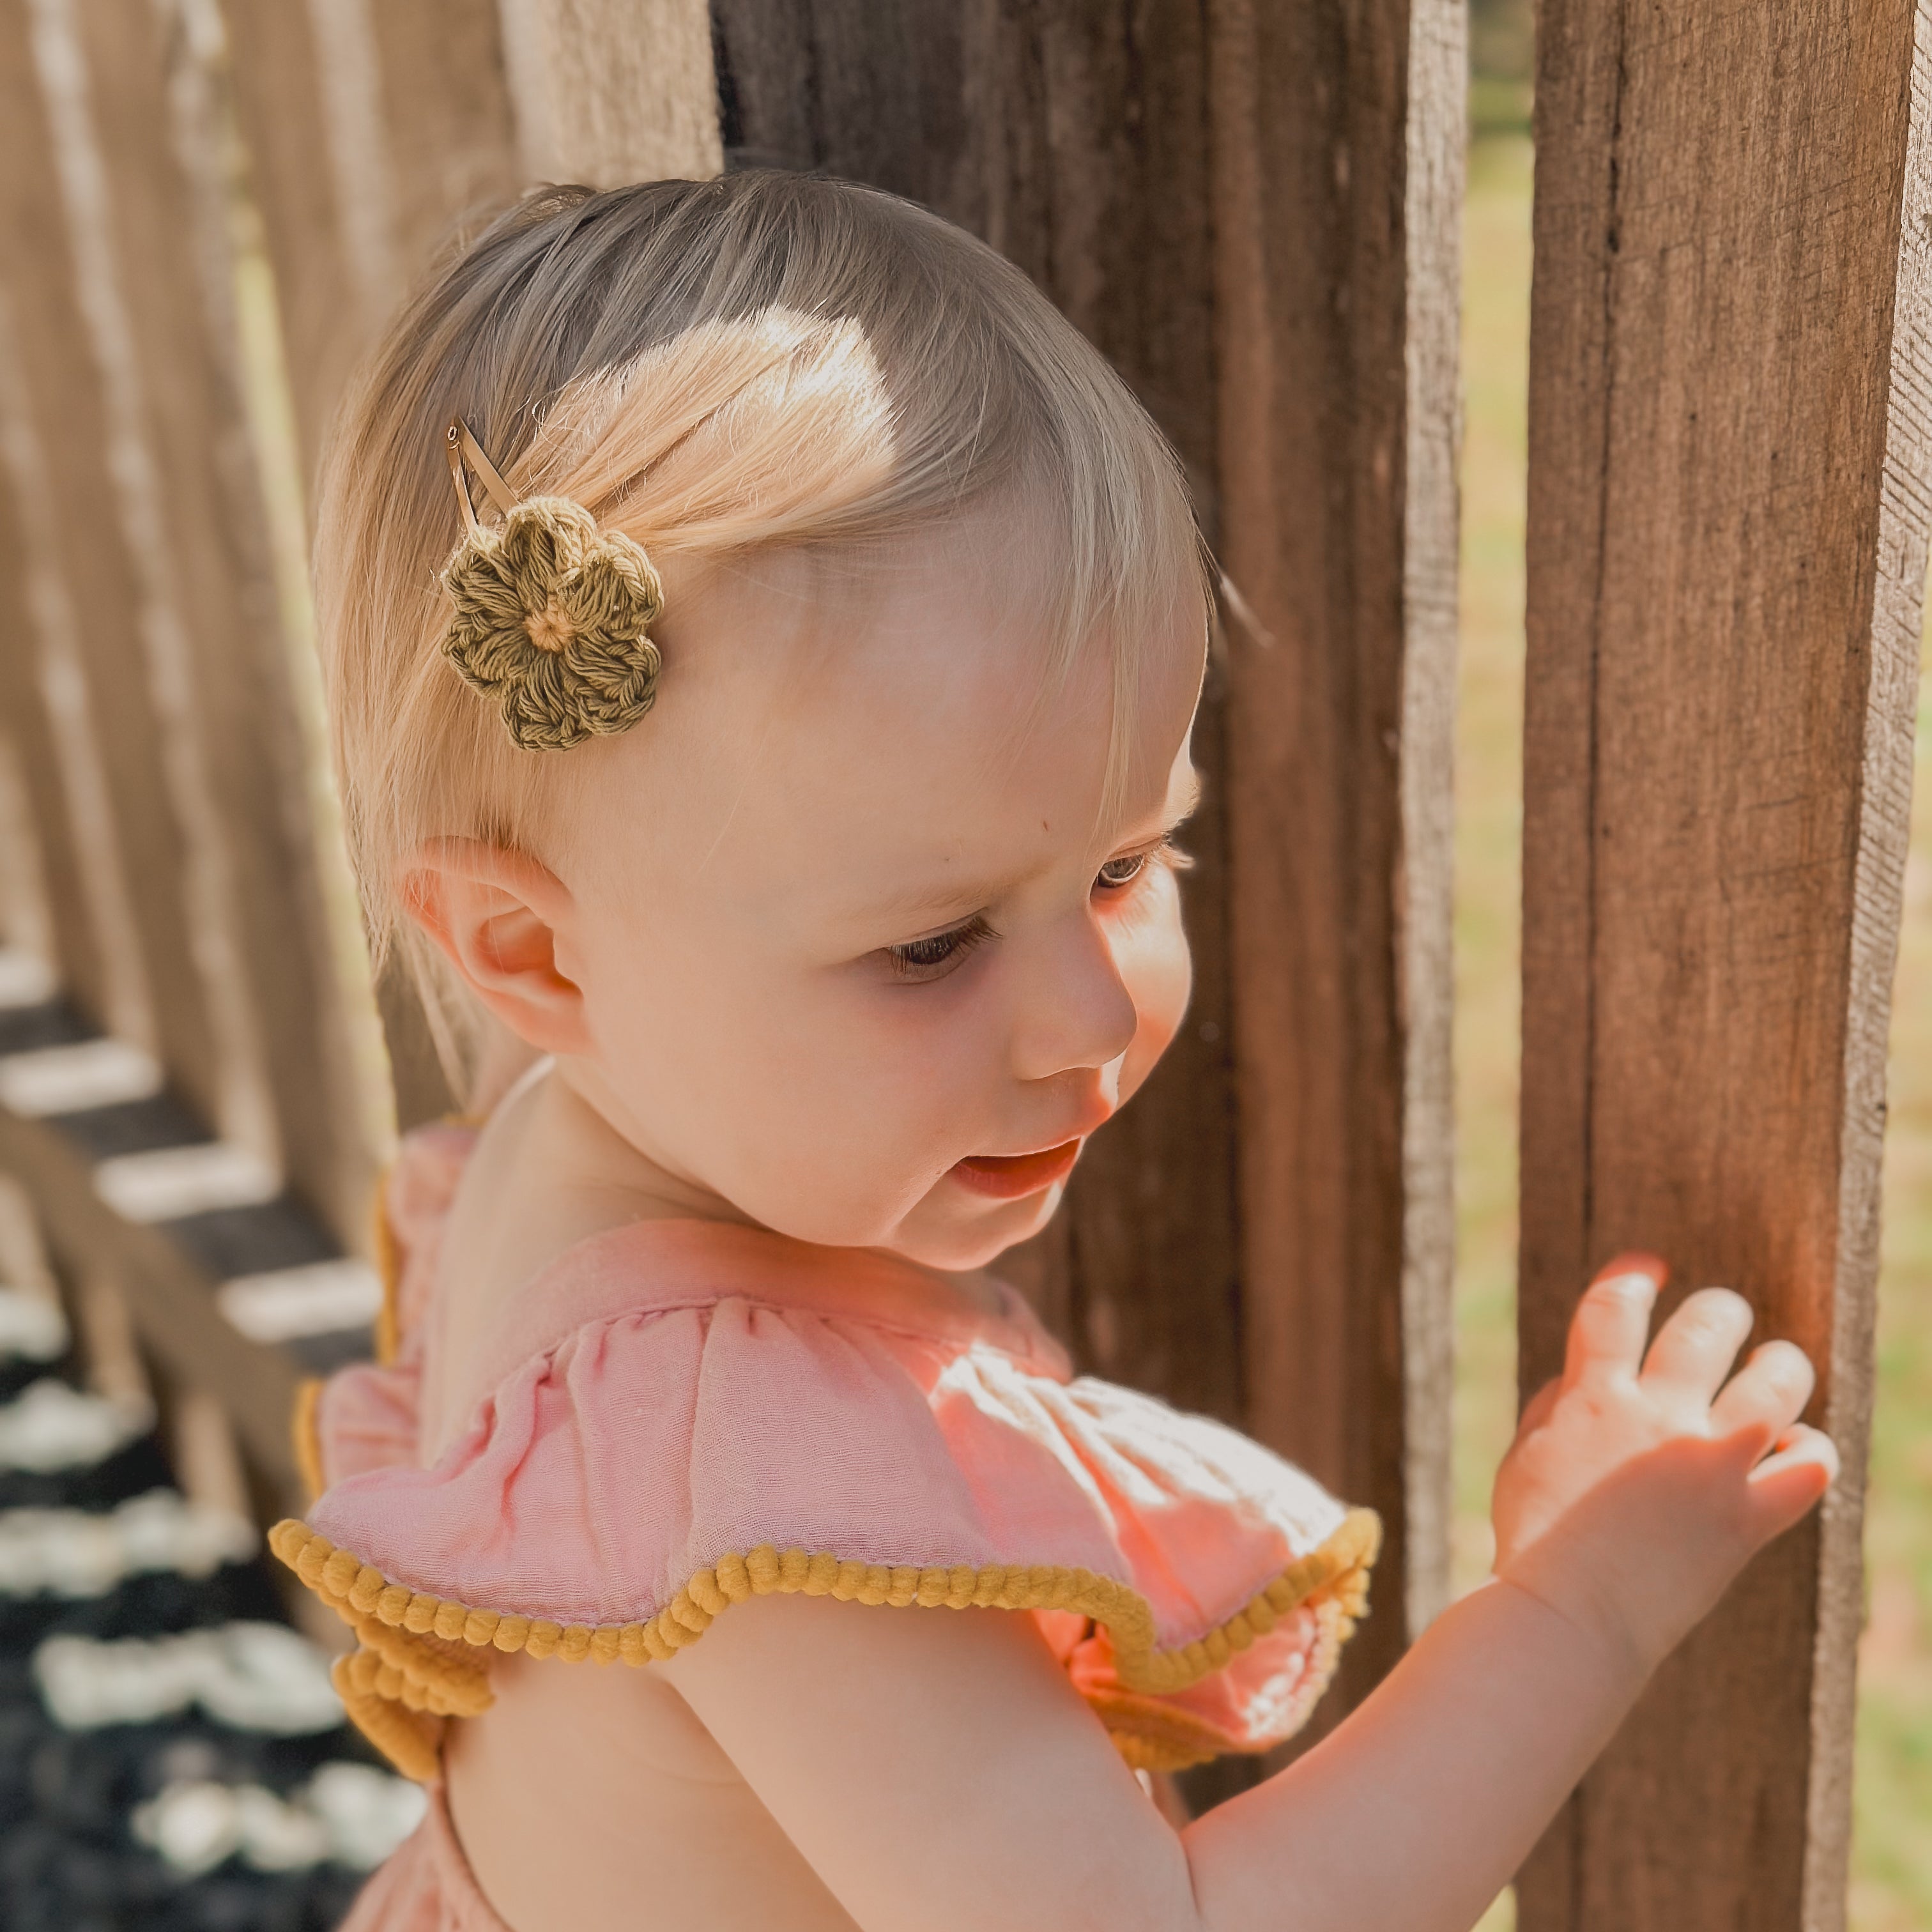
[493, 498, 595, 599]
[441, 499, 664, 752]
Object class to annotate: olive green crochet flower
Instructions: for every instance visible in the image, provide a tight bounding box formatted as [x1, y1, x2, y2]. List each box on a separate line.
[441, 497, 663, 752]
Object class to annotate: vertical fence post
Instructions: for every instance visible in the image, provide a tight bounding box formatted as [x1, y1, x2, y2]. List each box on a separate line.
[0, 376, 119, 1024]
[1209, 0, 1464, 1683]
[220, 0, 524, 475]
[1518, 2, 1932, 1922]
[496, 0, 720, 187]
[710, 0, 1463, 1733]
[0, 0, 206, 1091]
[0, 0, 392, 1245]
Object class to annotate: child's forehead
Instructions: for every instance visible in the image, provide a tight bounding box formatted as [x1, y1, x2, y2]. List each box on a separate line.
[716, 570, 1116, 831]
[700, 537, 1197, 804]
[585, 533, 1202, 908]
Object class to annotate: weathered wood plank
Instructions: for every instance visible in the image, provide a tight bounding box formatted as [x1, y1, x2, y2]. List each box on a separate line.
[0, 0, 215, 1109]
[0, 1107, 306, 1515]
[0, 0, 381, 1244]
[221, 0, 522, 477]
[498, 0, 721, 187]
[712, 0, 1462, 1735]
[0, 489, 105, 1015]
[1517, 1, 1932, 1924]
[1210, 0, 1464, 1680]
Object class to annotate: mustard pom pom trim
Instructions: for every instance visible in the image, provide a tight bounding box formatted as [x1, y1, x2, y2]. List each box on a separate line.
[270, 1509, 1378, 1779]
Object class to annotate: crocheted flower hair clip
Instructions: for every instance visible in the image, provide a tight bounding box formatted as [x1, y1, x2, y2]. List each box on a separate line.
[440, 418, 664, 752]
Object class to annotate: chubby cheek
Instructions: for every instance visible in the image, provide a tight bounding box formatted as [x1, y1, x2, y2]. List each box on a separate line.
[789, 989, 1008, 1222]
[599, 955, 998, 1245]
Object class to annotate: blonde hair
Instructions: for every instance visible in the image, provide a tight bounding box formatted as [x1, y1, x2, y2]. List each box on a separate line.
[314, 172, 1207, 1082]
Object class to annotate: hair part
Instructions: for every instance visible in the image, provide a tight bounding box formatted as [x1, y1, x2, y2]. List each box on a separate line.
[313, 172, 1208, 1091]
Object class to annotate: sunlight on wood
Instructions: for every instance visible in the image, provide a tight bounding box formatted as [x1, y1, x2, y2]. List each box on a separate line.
[1455, 118, 1932, 1931]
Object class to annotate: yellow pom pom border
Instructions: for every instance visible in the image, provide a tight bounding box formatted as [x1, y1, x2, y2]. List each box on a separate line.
[270, 1509, 1377, 1781]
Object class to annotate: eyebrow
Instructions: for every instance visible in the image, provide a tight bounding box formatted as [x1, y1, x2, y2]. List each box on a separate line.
[854, 767, 1205, 933]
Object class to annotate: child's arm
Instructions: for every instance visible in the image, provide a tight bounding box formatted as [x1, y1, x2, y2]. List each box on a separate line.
[663, 1259, 1835, 1932]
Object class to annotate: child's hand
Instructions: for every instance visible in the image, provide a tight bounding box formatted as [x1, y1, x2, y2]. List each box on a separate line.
[1492, 1256, 1837, 1673]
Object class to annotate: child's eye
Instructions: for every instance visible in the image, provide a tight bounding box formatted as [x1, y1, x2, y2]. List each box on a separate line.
[1094, 838, 1190, 893]
[884, 915, 995, 982]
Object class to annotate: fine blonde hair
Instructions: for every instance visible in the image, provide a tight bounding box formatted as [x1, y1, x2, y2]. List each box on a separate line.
[314, 172, 1208, 1080]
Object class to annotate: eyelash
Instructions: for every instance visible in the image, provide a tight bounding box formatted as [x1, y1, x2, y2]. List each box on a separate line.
[887, 915, 998, 980]
[1099, 834, 1192, 891]
[883, 837, 1190, 982]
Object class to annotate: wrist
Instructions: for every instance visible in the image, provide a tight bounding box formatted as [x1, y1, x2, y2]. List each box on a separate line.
[1486, 1565, 1661, 1690]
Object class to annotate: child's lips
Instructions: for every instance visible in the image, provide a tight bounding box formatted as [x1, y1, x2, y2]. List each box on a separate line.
[949, 1138, 1084, 1200]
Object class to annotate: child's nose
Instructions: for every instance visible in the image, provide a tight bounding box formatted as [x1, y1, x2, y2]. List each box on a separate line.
[1009, 915, 1139, 1082]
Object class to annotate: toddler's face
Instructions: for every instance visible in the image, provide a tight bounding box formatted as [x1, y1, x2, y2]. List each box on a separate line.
[544, 526, 1204, 1271]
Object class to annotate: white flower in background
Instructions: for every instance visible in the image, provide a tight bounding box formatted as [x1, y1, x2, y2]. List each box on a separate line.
[132, 1763, 425, 1877]
[0, 1377, 151, 1472]
[0, 1490, 257, 1597]
[33, 1621, 344, 1735]
[305, 1762, 427, 1868]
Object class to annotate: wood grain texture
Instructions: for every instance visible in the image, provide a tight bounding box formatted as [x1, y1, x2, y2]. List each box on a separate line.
[497, 0, 721, 187]
[0, 0, 380, 1244]
[0, 273, 155, 1054]
[101, 0, 383, 1237]
[0, 1107, 306, 1517]
[713, 0, 1462, 1733]
[1399, 0, 1466, 1641]
[1518, 1, 1932, 1923]
[0, 0, 218, 1107]
[1209, 0, 1462, 1703]
[222, 0, 521, 478]
[0, 477, 103, 1014]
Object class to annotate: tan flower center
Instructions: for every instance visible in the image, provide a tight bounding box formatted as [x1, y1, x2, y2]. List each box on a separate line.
[524, 599, 576, 654]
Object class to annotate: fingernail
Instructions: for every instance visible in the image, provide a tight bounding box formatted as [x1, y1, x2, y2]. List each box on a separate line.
[1594, 1251, 1666, 1290]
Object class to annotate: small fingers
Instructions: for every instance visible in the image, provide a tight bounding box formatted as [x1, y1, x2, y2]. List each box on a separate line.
[1744, 1424, 1838, 1538]
[1709, 1338, 1816, 1441]
[1641, 1286, 1754, 1406]
[1563, 1255, 1664, 1388]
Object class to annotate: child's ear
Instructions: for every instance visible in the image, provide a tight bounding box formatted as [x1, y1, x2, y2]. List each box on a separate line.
[401, 838, 592, 1057]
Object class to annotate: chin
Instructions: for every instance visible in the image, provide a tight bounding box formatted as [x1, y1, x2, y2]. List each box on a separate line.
[889, 1181, 1066, 1274]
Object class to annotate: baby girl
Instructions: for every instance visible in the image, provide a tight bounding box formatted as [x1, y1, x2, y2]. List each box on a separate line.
[276, 172, 1837, 1932]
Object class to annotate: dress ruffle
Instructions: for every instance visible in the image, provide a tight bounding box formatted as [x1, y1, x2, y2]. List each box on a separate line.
[282, 1130, 1377, 1780]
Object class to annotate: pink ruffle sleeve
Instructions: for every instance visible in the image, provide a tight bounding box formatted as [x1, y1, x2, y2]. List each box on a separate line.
[277, 1176, 1377, 1782]
[300, 1122, 477, 1493]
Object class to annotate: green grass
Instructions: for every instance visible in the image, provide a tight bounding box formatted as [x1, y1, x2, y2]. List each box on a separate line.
[1455, 129, 1533, 1932]
[1453, 130, 1932, 1930]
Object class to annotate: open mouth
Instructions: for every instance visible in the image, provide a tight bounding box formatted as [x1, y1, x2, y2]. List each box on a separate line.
[949, 1138, 1083, 1200]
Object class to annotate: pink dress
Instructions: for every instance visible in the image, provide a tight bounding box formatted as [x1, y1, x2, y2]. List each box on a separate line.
[281, 1126, 1378, 1930]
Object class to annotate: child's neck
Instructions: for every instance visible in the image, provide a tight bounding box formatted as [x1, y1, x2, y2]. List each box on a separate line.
[514, 1060, 762, 1237]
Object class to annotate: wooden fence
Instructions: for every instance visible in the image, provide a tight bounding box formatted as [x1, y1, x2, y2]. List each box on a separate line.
[0, 1, 1922, 1924]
